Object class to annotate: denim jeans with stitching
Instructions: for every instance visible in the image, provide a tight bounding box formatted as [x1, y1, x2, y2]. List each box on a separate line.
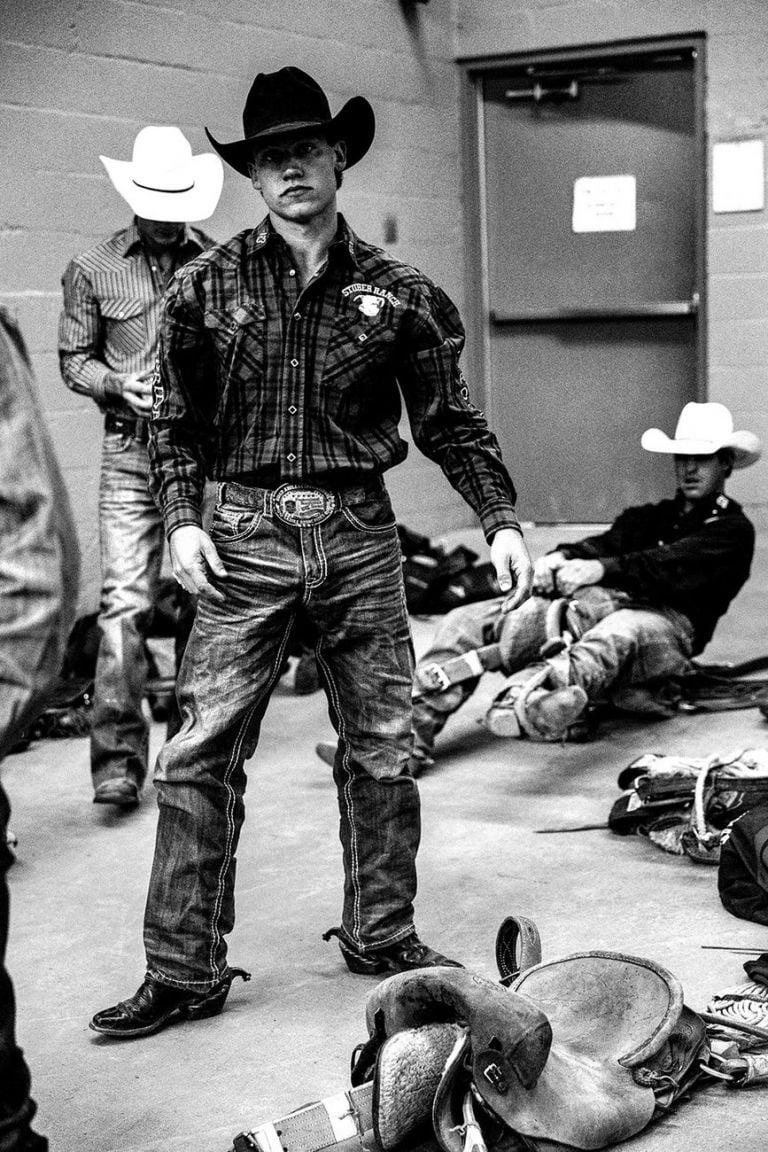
[91, 431, 165, 790]
[143, 482, 419, 989]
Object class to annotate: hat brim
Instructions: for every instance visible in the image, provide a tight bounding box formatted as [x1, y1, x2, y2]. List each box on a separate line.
[641, 428, 761, 469]
[100, 152, 224, 222]
[205, 95, 375, 177]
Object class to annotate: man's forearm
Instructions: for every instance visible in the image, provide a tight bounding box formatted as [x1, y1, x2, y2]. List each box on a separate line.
[148, 428, 206, 539]
[60, 352, 119, 406]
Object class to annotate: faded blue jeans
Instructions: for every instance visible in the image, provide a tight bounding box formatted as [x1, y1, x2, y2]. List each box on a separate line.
[144, 481, 419, 990]
[412, 589, 694, 754]
[91, 429, 165, 790]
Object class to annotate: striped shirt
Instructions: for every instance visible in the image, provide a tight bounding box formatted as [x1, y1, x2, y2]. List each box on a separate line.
[149, 215, 520, 540]
[58, 219, 212, 412]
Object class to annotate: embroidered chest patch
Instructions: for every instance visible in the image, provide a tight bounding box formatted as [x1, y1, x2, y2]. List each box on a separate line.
[342, 282, 401, 317]
[355, 293, 384, 317]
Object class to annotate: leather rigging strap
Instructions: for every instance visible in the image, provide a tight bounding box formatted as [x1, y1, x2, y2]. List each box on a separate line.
[232, 1086, 374, 1152]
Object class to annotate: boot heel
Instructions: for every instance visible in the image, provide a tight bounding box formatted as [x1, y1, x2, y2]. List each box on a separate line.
[185, 985, 228, 1020]
[339, 941, 385, 975]
[184, 967, 251, 1021]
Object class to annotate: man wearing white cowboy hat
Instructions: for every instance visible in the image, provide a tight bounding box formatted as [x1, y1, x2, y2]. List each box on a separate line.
[90, 65, 533, 1038]
[405, 401, 759, 755]
[59, 126, 222, 809]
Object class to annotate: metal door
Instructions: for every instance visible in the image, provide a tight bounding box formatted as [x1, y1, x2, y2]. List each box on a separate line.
[471, 41, 704, 521]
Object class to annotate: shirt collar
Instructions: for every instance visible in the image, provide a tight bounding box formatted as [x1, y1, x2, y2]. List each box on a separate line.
[674, 489, 731, 520]
[330, 215, 360, 271]
[118, 217, 200, 257]
[249, 213, 360, 272]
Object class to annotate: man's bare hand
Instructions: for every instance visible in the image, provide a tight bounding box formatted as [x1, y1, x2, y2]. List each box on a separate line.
[121, 371, 153, 415]
[554, 558, 605, 597]
[169, 525, 228, 603]
[532, 550, 566, 595]
[490, 527, 534, 614]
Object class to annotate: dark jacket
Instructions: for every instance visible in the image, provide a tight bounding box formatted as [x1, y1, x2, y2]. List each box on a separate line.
[558, 492, 754, 654]
[0, 306, 80, 758]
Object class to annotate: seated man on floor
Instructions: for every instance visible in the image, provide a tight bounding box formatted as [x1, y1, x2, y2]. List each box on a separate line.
[405, 402, 759, 762]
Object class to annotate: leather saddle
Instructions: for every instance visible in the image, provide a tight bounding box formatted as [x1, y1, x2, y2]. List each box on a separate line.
[356, 919, 708, 1152]
[229, 918, 710, 1152]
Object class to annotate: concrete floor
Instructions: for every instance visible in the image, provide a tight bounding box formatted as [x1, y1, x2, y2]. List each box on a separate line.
[4, 526, 768, 1152]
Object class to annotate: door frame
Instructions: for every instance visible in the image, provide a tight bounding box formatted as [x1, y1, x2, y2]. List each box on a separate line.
[457, 34, 707, 442]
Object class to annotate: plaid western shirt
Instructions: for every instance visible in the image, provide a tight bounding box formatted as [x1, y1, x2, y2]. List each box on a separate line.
[58, 219, 212, 412]
[149, 215, 520, 540]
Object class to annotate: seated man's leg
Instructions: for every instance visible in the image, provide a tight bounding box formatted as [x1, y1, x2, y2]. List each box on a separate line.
[567, 607, 694, 697]
[412, 596, 549, 762]
[521, 607, 693, 740]
[412, 597, 503, 763]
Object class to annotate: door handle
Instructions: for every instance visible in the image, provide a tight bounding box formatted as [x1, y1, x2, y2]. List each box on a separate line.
[490, 299, 699, 324]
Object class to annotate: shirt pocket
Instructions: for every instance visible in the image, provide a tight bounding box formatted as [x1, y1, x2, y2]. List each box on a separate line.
[204, 301, 266, 379]
[100, 298, 149, 359]
[323, 308, 398, 388]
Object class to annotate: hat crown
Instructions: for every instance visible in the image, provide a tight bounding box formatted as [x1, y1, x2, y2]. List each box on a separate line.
[204, 68, 375, 176]
[640, 401, 760, 468]
[242, 67, 332, 140]
[131, 126, 195, 192]
[674, 402, 734, 444]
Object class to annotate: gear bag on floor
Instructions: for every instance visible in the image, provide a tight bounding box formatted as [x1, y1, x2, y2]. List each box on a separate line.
[718, 804, 768, 925]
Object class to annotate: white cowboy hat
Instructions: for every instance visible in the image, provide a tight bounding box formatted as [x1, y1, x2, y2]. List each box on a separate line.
[641, 402, 761, 469]
[100, 126, 223, 222]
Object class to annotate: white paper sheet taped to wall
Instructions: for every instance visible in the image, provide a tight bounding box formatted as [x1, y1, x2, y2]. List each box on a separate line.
[712, 140, 765, 213]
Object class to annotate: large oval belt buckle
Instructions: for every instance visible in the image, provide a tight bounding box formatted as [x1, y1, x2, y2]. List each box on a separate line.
[273, 484, 336, 526]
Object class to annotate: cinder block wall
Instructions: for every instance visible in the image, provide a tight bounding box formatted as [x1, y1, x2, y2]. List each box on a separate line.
[5, 0, 766, 614]
[454, 0, 768, 524]
[0, 0, 470, 611]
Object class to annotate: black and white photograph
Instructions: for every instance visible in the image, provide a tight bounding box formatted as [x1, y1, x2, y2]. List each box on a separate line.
[1, 2, 767, 1150]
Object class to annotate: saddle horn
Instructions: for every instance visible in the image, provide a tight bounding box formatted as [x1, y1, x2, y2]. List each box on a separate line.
[364, 966, 552, 1092]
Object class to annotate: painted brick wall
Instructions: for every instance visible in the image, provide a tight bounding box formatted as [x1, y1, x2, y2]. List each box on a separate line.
[0, 0, 470, 611]
[7, 1, 764, 613]
[454, 0, 768, 524]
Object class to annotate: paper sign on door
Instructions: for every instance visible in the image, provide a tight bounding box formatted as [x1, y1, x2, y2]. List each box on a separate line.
[572, 174, 637, 233]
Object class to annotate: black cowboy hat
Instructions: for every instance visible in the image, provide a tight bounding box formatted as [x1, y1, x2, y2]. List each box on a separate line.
[205, 67, 375, 177]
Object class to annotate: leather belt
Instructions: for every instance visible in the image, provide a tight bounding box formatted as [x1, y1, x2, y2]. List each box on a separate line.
[104, 412, 150, 444]
[219, 480, 383, 527]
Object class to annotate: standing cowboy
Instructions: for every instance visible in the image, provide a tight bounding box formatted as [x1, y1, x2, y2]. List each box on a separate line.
[59, 127, 222, 808]
[90, 67, 532, 1038]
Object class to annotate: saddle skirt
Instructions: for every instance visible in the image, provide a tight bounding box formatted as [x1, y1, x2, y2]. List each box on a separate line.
[365, 952, 705, 1151]
[483, 951, 685, 1149]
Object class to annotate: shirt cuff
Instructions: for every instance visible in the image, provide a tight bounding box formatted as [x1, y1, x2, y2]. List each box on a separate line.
[90, 366, 120, 404]
[164, 500, 203, 539]
[481, 508, 523, 544]
[599, 556, 622, 578]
